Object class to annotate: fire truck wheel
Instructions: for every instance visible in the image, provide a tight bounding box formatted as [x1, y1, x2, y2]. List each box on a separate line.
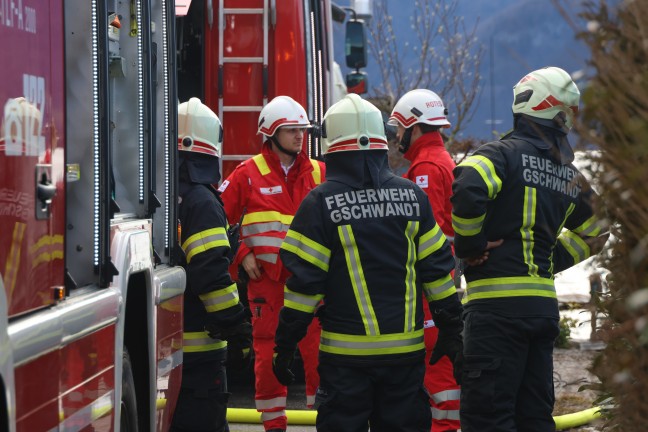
[120, 349, 139, 432]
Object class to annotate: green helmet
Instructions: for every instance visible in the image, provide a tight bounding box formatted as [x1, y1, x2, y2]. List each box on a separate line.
[512, 66, 580, 132]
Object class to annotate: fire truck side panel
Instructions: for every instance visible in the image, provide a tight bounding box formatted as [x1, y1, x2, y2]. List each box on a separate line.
[14, 352, 59, 431]
[0, 0, 66, 317]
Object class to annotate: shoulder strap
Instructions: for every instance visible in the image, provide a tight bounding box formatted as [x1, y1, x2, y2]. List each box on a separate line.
[310, 159, 322, 185]
[252, 154, 271, 176]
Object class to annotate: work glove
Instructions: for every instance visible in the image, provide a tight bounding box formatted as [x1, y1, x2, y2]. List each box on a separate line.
[272, 348, 296, 386]
[205, 313, 253, 368]
[429, 308, 464, 368]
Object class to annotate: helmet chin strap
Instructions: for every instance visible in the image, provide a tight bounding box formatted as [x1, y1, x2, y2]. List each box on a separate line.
[398, 127, 413, 154]
[271, 136, 300, 157]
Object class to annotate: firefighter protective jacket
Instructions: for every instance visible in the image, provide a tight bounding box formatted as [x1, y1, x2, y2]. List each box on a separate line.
[451, 117, 609, 318]
[219, 143, 325, 281]
[179, 179, 245, 356]
[276, 151, 460, 366]
[403, 132, 455, 239]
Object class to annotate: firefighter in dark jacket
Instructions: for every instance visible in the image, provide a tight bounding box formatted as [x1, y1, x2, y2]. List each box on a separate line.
[272, 94, 464, 432]
[171, 98, 252, 432]
[451, 67, 609, 432]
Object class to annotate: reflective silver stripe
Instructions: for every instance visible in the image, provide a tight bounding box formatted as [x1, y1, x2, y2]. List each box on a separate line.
[261, 410, 287, 421]
[550, 203, 576, 275]
[244, 235, 284, 248]
[182, 228, 229, 263]
[199, 283, 240, 312]
[573, 215, 603, 237]
[282, 231, 331, 271]
[404, 221, 419, 332]
[418, 224, 445, 259]
[431, 389, 461, 403]
[256, 253, 278, 264]
[432, 406, 460, 421]
[339, 225, 379, 336]
[521, 186, 539, 276]
[306, 394, 316, 407]
[58, 391, 114, 432]
[284, 288, 323, 313]
[256, 396, 287, 410]
[559, 231, 590, 263]
[451, 212, 485, 236]
[423, 275, 455, 300]
[465, 277, 556, 302]
[459, 155, 502, 198]
[242, 221, 290, 236]
[321, 332, 424, 350]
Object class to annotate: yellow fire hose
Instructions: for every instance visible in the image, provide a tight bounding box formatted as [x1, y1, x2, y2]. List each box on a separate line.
[227, 406, 601, 429]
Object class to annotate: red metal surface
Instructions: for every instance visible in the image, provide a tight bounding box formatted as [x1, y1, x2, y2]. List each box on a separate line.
[14, 325, 116, 431]
[155, 296, 184, 430]
[204, 0, 311, 180]
[0, 0, 66, 317]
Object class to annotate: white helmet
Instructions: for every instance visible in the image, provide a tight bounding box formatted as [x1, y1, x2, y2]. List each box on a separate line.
[257, 96, 311, 138]
[512, 66, 580, 131]
[178, 97, 223, 157]
[388, 89, 451, 129]
[320, 93, 388, 154]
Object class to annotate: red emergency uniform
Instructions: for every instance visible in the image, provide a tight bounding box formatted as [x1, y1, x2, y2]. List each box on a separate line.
[403, 131, 460, 431]
[219, 143, 325, 431]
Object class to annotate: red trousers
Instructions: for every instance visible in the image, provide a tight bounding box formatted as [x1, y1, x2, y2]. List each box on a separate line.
[424, 301, 461, 431]
[248, 275, 320, 431]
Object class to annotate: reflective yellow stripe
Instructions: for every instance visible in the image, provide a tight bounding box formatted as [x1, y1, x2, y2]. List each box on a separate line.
[183, 331, 227, 352]
[452, 213, 485, 236]
[573, 215, 602, 237]
[284, 285, 324, 313]
[549, 203, 576, 275]
[198, 283, 240, 312]
[423, 274, 456, 301]
[281, 229, 331, 272]
[404, 222, 419, 332]
[243, 211, 294, 226]
[521, 186, 538, 276]
[339, 225, 380, 336]
[418, 223, 446, 260]
[310, 160, 322, 184]
[320, 329, 425, 356]
[558, 231, 591, 265]
[182, 227, 229, 263]
[465, 276, 556, 301]
[459, 155, 502, 199]
[252, 154, 271, 175]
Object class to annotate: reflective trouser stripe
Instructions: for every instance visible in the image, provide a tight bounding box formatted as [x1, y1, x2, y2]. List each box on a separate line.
[431, 389, 461, 403]
[255, 396, 287, 410]
[432, 407, 461, 421]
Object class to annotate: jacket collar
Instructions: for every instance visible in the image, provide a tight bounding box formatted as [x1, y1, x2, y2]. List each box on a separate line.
[403, 131, 446, 163]
[261, 141, 311, 174]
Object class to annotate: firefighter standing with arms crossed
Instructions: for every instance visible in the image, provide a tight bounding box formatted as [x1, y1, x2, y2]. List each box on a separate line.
[389, 89, 461, 431]
[451, 66, 610, 431]
[272, 94, 464, 432]
[171, 98, 252, 432]
[219, 96, 325, 432]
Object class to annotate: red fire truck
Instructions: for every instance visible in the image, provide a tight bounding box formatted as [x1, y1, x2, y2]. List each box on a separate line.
[1, 1, 185, 430]
[176, 0, 370, 178]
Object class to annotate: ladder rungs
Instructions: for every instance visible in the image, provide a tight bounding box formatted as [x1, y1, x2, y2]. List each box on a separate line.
[222, 106, 264, 112]
[223, 57, 264, 63]
[223, 8, 263, 14]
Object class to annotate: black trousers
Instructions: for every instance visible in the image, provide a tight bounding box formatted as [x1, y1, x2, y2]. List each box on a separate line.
[171, 351, 230, 432]
[460, 310, 560, 432]
[315, 360, 431, 432]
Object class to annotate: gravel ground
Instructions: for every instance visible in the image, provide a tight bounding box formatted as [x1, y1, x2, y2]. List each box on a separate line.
[226, 342, 605, 432]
